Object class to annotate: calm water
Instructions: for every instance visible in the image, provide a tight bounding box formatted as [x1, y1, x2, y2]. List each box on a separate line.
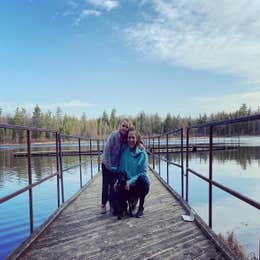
[152, 136, 260, 257]
[0, 144, 99, 259]
[0, 137, 260, 258]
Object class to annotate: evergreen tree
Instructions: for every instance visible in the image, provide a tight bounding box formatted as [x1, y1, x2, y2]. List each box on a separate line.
[32, 104, 42, 128]
[109, 109, 117, 131]
[32, 104, 43, 139]
[163, 113, 173, 133]
[80, 112, 87, 136]
[101, 111, 109, 136]
[11, 107, 27, 142]
[55, 107, 63, 132]
[135, 111, 146, 134]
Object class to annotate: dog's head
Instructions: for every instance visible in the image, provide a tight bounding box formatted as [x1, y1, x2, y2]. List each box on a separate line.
[117, 171, 128, 186]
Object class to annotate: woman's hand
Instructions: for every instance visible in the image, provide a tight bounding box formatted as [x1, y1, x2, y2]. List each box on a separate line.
[114, 180, 118, 191]
[138, 143, 145, 150]
[124, 181, 130, 191]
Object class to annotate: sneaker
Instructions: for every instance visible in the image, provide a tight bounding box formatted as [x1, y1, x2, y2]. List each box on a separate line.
[132, 197, 138, 211]
[100, 205, 106, 214]
[129, 198, 138, 216]
[135, 207, 144, 218]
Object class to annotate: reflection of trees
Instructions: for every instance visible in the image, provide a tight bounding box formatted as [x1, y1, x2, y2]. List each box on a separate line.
[161, 147, 260, 170]
[33, 156, 56, 181]
[212, 147, 260, 170]
[0, 151, 8, 186]
[0, 150, 28, 185]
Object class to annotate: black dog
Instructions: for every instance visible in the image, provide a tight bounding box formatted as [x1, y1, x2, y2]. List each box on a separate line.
[113, 171, 139, 219]
[113, 171, 129, 220]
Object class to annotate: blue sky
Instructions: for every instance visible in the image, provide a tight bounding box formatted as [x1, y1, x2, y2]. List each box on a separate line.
[1, 0, 260, 118]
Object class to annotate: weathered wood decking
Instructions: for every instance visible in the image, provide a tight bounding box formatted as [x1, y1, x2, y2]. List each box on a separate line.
[9, 170, 235, 260]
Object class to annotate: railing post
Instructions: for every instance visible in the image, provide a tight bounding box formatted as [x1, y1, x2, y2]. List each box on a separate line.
[78, 138, 82, 188]
[209, 125, 213, 228]
[185, 128, 189, 202]
[58, 134, 65, 203]
[152, 137, 155, 169]
[181, 128, 184, 199]
[55, 132, 60, 208]
[158, 136, 161, 176]
[27, 129, 33, 234]
[166, 133, 169, 185]
[90, 139, 93, 179]
[97, 139, 100, 172]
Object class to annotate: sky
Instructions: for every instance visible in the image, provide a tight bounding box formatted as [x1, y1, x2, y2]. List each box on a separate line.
[1, 0, 260, 119]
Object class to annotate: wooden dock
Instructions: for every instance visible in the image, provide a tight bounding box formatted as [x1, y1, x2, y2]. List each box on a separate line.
[13, 150, 101, 157]
[8, 170, 235, 260]
[13, 142, 239, 157]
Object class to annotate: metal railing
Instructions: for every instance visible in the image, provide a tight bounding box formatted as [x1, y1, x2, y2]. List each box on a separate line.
[1, 114, 260, 254]
[144, 114, 260, 230]
[0, 124, 104, 235]
[144, 128, 185, 198]
[186, 114, 260, 228]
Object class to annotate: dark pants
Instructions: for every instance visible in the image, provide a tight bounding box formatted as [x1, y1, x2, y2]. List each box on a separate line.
[129, 175, 150, 209]
[101, 163, 117, 206]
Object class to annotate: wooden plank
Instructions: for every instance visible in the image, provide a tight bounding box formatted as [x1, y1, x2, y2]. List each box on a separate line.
[8, 170, 236, 260]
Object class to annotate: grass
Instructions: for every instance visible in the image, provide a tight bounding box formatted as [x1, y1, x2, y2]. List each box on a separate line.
[218, 232, 259, 260]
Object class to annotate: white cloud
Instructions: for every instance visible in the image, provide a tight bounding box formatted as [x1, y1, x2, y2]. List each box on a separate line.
[75, 9, 101, 25]
[87, 0, 119, 11]
[67, 0, 78, 8]
[194, 90, 260, 114]
[81, 9, 101, 16]
[125, 0, 260, 82]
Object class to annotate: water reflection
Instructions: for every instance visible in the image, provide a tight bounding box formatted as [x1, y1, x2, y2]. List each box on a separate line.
[151, 145, 260, 256]
[1, 144, 259, 258]
[0, 147, 99, 259]
[162, 146, 260, 169]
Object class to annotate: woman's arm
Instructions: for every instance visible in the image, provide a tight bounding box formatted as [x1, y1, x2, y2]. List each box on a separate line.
[128, 152, 148, 186]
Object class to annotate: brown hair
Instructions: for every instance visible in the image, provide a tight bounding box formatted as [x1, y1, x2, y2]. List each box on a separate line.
[128, 128, 141, 146]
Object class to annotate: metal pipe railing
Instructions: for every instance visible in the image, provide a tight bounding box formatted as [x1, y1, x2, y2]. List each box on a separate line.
[78, 138, 83, 188]
[188, 168, 260, 209]
[146, 114, 260, 229]
[0, 124, 104, 237]
[186, 115, 260, 227]
[144, 128, 184, 196]
[208, 126, 213, 228]
[185, 128, 189, 202]
[26, 129, 34, 234]
[55, 132, 60, 208]
[1, 114, 260, 247]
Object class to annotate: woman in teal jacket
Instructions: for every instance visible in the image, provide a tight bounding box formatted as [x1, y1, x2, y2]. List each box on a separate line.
[119, 128, 150, 218]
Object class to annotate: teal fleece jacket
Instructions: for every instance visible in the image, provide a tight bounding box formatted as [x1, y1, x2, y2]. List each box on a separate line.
[119, 146, 150, 187]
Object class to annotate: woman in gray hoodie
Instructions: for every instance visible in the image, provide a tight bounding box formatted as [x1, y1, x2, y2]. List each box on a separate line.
[101, 119, 130, 214]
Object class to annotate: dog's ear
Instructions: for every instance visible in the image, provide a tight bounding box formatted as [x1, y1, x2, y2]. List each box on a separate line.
[117, 171, 123, 180]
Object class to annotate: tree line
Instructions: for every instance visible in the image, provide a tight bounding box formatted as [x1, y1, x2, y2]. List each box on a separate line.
[0, 104, 259, 143]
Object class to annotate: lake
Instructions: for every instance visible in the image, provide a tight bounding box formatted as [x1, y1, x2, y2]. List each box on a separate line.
[152, 136, 260, 257]
[0, 144, 99, 259]
[0, 136, 260, 258]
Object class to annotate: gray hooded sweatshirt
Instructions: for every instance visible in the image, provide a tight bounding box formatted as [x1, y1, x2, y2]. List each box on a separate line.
[102, 130, 127, 172]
